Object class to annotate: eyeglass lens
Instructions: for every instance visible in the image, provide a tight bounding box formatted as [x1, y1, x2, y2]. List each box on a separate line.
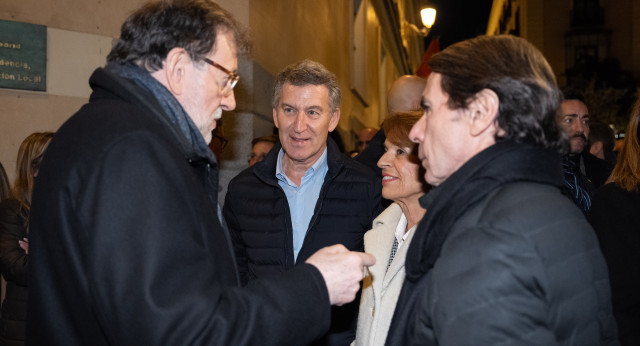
[201, 57, 239, 96]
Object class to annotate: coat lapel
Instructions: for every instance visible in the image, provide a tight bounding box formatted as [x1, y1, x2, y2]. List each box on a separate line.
[382, 223, 417, 290]
[364, 204, 403, 298]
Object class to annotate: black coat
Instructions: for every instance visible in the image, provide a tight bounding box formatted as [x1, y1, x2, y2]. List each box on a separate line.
[223, 139, 382, 345]
[27, 68, 331, 346]
[0, 198, 28, 346]
[386, 142, 618, 345]
[589, 183, 640, 346]
[582, 152, 614, 188]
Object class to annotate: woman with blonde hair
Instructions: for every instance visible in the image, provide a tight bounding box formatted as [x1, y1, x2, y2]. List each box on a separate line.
[354, 111, 429, 346]
[0, 132, 54, 345]
[588, 99, 640, 346]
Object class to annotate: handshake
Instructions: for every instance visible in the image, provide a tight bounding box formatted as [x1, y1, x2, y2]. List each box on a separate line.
[306, 244, 376, 306]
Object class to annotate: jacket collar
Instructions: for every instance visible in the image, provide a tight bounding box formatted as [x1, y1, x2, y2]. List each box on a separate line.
[89, 67, 218, 168]
[407, 141, 564, 281]
[365, 204, 403, 277]
[365, 203, 417, 293]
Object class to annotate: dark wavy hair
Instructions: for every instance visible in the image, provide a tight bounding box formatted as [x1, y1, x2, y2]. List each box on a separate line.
[107, 0, 250, 71]
[562, 88, 586, 103]
[271, 59, 341, 114]
[429, 35, 568, 154]
[589, 122, 615, 156]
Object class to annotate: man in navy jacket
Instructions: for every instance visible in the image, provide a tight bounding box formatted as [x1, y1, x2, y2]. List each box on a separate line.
[224, 60, 382, 345]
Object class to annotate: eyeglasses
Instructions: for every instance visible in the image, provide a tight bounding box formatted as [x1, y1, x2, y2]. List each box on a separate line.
[201, 57, 239, 96]
[211, 132, 229, 150]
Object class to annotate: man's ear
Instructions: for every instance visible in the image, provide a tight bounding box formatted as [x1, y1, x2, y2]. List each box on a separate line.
[163, 47, 191, 96]
[467, 88, 499, 137]
[328, 108, 341, 132]
[272, 108, 280, 129]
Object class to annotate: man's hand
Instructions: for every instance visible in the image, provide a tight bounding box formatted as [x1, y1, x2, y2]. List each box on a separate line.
[306, 244, 375, 306]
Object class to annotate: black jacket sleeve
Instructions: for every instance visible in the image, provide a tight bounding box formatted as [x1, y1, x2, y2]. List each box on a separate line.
[223, 183, 250, 286]
[0, 199, 28, 285]
[31, 133, 331, 346]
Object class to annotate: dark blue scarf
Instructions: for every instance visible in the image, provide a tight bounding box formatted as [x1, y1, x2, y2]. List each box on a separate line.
[561, 155, 593, 213]
[105, 62, 215, 163]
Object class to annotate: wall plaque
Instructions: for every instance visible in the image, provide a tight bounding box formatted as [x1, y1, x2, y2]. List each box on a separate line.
[0, 20, 46, 91]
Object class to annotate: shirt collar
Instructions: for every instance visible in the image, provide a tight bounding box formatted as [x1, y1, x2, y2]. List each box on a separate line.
[394, 212, 410, 242]
[276, 146, 328, 185]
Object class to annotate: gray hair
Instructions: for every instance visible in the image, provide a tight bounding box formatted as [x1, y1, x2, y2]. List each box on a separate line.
[107, 0, 250, 72]
[271, 59, 341, 113]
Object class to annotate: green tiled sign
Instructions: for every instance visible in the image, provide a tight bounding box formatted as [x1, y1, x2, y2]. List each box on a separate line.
[0, 20, 46, 91]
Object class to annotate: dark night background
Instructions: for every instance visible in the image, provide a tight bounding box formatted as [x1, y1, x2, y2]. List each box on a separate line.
[424, 0, 494, 48]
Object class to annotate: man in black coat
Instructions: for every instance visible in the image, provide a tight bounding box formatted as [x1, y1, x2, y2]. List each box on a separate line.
[224, 60, 382, 345]
[385, 35, 618, 345]
[557, 90, 614, 213]
[26, 2, 374, 345]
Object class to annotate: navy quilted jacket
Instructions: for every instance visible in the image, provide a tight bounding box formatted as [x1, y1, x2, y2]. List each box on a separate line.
[223, 137, 382, 282]
[223, 138, 382, 345]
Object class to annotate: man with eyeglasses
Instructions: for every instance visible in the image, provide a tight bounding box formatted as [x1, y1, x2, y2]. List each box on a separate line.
[27, 1, 374, 345]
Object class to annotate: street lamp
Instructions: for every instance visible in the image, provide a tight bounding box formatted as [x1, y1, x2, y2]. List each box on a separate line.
[408, 7, 436, 37]
[421, 8, 437, 28]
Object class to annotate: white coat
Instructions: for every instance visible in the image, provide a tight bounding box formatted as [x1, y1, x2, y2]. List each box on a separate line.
[354, 203, 417, 346]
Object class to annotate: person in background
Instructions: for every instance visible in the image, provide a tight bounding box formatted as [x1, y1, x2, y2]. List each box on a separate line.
[224, 59, 382, 345]
[386, 35, 617, 345]
[557, 90, 614, 213]
[354, 111, 428, 346]
[355, 75, 426, 178]
[386, 76, 428, 115]
[208, 119, 228, 161]
[557, 91, 594, 213]
[356, 127, 377, 154]
[588, 98, 640, 346]
[0, 132, 54, 346]
[559, 90, 591, 157]
[27, 1, 373, 344]
[0, 162, 9, 201]
[249, 135, 278, 166]
[589, 121, 616, 165]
